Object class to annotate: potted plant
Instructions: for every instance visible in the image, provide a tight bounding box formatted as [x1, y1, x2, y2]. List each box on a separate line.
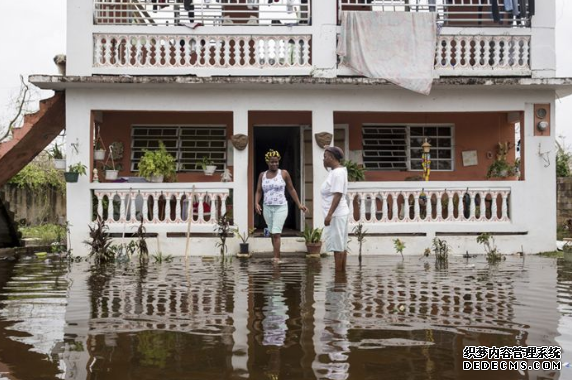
[196, 156, 217, 176]
[303, 225, 323, 256]
[342, 159, 365, 181]
[64, 162, 87, 183]
[138, 141, 177, 183]
[234, 227, 256, 256]
[50, 144, 66, 170]
[486, 159, 519, 179]
[103, 164, 119, 181]
[94, 139, 106, 161]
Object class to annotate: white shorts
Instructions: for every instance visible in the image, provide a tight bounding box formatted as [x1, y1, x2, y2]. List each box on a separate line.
[324, 215, 349, 252]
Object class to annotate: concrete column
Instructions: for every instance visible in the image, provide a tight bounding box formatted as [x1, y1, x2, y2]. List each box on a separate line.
[63, 261, 91, 380]
[530, 0, 556, 78]
[67, 0, 93, 76]
[521, 101, 557, 252]
[233, 109, 249, 234]
[66, 92, 93, 253]
[231, 266, 249, 375]
[310, 0, 338, 77]
[312, 108, 334, 228]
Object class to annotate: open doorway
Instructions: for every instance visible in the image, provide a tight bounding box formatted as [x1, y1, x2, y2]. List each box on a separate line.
[253, 126, 302, 233]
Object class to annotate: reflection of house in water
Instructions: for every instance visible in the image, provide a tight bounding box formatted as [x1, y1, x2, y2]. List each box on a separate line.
[59, 257, 562, 379]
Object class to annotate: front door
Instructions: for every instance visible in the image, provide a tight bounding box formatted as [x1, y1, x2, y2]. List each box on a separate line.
[253, 126, 302, 233]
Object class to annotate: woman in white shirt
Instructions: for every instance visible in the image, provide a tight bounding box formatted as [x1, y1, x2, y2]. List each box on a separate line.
[321, 146, 349, 272]
[255, 149, 307, 261]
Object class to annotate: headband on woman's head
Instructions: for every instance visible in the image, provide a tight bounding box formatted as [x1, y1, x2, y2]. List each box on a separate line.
[265, 149, 281, 162]
[325, 146, 344, 161]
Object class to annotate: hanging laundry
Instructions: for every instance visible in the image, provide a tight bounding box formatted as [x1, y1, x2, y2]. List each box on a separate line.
[428, 0, 436, 12]
[151, 0, 168, 11]
[510, 0, 519, 16]
[491, 0, 500, 23]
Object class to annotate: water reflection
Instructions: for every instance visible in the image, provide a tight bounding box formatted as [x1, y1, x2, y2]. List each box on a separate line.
[0, 256, 569, 379]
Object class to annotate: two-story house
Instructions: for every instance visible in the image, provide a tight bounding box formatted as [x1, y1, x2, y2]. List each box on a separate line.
[23, 0, 572, 255]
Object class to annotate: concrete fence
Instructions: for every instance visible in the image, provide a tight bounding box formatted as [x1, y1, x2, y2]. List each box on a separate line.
[558, 178, 572, 227]
[1, 185, 66, 226]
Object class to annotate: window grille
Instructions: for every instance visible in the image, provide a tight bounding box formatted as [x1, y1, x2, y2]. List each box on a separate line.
[131, 125, 227, 172]
[362, 125, 454, 171]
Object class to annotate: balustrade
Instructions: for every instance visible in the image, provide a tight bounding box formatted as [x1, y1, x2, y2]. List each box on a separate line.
[347, 187, 511, 224]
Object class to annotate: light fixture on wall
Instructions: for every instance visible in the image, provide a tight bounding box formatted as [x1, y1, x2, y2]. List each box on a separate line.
[537, 121, 549, 132]
[534, 104, 550, 136]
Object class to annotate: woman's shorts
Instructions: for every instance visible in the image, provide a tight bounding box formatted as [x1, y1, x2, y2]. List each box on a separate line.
[263, 204, 289, 234]
[325, 215, 349, 252]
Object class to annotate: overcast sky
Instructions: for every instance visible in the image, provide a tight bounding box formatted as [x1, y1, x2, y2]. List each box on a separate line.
[0, 0, 570, 149]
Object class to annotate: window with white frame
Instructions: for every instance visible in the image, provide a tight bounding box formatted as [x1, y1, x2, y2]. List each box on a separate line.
[131, 125, 227, 172]
[362, 125, 454, 171]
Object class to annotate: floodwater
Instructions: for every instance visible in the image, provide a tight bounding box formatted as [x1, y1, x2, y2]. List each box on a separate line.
[0, 255, 570, 380]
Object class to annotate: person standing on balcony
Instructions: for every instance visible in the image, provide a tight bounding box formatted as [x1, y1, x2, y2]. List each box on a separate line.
[255, 149, 307, 262]
[321, 146, 349, 272]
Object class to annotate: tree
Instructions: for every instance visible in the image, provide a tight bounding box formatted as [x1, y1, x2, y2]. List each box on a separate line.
[556, 138, 571, 178]
[0, 75, 34, 143]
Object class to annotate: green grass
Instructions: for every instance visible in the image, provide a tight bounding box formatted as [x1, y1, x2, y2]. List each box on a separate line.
[538, 251, 563, 258]
[19, 224, 66, 246]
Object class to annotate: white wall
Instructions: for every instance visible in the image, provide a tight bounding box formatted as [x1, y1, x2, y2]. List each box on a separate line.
[64, 85, 557, 254]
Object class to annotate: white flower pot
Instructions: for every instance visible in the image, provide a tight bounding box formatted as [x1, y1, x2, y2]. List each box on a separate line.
[204, 165, 217, 176]
[149, 174, 164, 183]
[54, 159, 66, 170]
[105, 170, 119, 181]
[94, 150, 106, 161]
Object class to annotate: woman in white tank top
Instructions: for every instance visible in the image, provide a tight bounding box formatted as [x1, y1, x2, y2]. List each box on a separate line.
[255, 149, 307, 262]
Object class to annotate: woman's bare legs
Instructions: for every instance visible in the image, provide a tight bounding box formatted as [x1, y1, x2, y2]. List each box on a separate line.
[271, 234, 281, 260]
[334, 251, 346, 272]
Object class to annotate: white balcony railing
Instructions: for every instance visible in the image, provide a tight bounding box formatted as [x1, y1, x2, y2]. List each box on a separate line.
[435, 33, 530, 76]
[94, 0, 311, 26]
[347, 185, 511, 224]
[338, 0, 532, 28]
[93, 33, 312, 73]
[92, 184, 231, 226]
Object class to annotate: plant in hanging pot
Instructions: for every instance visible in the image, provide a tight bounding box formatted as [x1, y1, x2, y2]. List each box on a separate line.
[50, 144, 66, 170]
[103, 164, 119, 181]
[303, 225, 323, 256]
[234, 227, 256, 257]
[94, 140, 106, 161]
[64, 162, 87, 183]
[195, 156, 217, 176]
[138, 141, 177, 183]
[486, 159, 519, 180]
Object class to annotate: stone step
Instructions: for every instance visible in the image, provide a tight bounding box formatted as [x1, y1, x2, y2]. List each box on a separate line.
[249, 251, 309, 258]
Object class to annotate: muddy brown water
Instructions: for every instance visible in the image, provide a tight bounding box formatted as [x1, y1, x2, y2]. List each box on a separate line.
[0, 255, 570, 380]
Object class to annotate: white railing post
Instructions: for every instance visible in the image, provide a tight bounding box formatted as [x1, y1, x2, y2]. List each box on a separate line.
[130, 191, 137, 222]
[96, 192, 103, 219]
[491, 191, 499, 221]
[426, 192, 433, 221]
[380, 192, 388, 222]
[348, 193, 355, 223]
[369, 192, 377, 222]
[501, 192, 509, 221]
[413, 192, 421, 221]
[142, 192, 150, 222]
[391, 192, 399, 222]
[359, 193, 366, 223]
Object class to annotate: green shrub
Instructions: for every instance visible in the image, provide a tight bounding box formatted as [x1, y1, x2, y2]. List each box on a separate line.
[342, 159, 365, 181]
[20, 224, 66, 246]
[9, 160, 65, 192]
